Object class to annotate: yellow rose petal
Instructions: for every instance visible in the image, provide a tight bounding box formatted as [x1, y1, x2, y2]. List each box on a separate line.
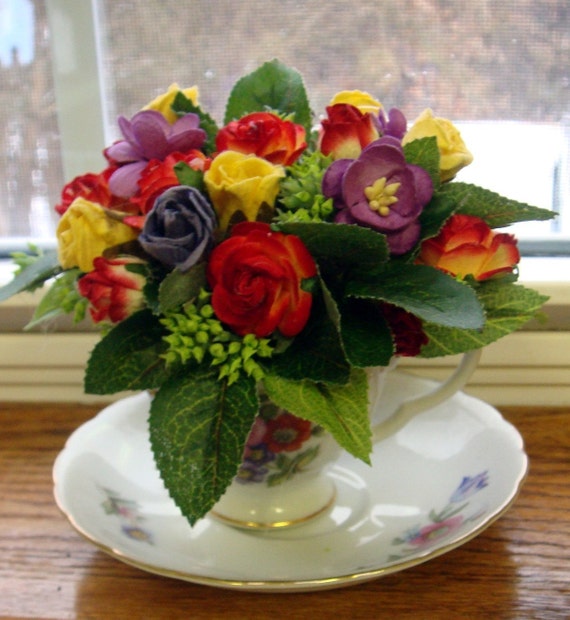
[403, 109, 473, 182]
[204, 151, 285, 232]
[143, 83, 200, 124]
[56, 198, 138, 272]
[329, 90, 383, 115]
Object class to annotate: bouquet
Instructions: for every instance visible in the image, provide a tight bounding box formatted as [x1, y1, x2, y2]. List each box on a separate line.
[1, 60, 554, 525]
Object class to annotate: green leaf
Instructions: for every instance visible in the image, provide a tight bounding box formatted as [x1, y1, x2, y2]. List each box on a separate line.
[149, 370, 258, 525]
[158, 262, 207, 313]
[224, 59, 312, 133]
[25, 269, 87, 329]
[0, 249, 61, 302]
[339, 299, 394, 367]
[277, 221, 390, 270]
[268, 304, 350, 384]
[420, 281, 549, 357]
[440, 182, 556, 228]
[84, 309, 170, 394]
[174, 162, 205, 192]
[403, 136, 441, 190]
[262, 369, 372, 463]
[171, 91, 218, 154]
[418, 191, 458, 241]
[346, 264, 485, 329]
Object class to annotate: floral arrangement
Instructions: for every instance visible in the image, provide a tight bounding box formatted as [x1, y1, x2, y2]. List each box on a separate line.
[1, 60, 553, 525]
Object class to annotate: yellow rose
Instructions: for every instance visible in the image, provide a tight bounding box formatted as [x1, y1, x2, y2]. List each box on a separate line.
[143, 83, 200, 124]
[56, 198, 139, 272]
[204, 151, 285, 232]
[402, 109, 473, 182]
[329, 90, 383, 115]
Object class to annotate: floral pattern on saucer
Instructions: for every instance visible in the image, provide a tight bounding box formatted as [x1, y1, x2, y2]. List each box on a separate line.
[101, 487, 154, 544]
[389, 471, 489, 560]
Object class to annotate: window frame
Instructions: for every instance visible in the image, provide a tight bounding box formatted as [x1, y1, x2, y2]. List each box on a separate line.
[0, 0, 568, 403]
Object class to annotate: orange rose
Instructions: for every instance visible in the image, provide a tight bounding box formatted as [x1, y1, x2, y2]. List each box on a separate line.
[216, 112, 307, 165]
[416, 214, 520, 281]
[318, 104, 380, 160]
[207, 222, 316, 338]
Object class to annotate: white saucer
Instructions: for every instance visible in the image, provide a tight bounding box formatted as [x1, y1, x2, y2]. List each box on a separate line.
[53, 372, 528, 592]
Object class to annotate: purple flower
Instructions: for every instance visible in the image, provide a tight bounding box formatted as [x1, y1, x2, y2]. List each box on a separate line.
[121, 525, 153, 544]
[243, 443, 275, 467]
[235, 462, 269, 484]
[449, 471, 489, 503]
[106, 110, 206, 197]
[322, 136, 433, 254]
[379, 107, 407, 139]
[139, 186, 216, 272]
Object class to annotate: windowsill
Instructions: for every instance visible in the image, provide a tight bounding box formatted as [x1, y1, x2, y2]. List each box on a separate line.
[1, 256, 569, 405]
[2, 255, 569, 331]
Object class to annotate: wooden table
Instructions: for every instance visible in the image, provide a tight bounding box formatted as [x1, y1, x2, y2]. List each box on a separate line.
[1, 402, 568, 619]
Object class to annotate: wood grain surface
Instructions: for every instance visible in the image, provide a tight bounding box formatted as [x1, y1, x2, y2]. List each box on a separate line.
[1, 401, 568, 619]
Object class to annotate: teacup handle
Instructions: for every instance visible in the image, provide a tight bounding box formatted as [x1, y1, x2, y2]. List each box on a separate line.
[372, 348, 482, 442]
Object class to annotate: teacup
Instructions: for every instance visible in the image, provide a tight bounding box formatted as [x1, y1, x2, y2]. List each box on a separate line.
[212, 349, 482, 529]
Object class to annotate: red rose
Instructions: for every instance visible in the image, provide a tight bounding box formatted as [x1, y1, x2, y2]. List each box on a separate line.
[318, 103, 380, 160]
[55, 168, 126, 216]
[381, 303, 428, 357]
[216, 112, 307, 165]
[416, 214, 520, 281]
[130, 150, 211, 224]
[77, 256, 146, 323]
[207, 222, 316, 338]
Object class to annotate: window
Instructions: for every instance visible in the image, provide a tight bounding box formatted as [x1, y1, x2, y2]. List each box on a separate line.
[1, 0, 569, 255]
[1, 0, 568, 404]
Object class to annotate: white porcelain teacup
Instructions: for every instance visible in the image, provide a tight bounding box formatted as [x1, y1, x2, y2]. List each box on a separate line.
[212, 349, 482, 529]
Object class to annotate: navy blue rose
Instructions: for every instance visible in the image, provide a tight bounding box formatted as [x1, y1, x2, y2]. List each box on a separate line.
[139, 186, 216, 272]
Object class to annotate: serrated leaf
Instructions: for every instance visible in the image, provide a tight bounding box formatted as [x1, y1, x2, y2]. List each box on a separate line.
[346, 264, 485, 329]
[262, 369, 372, 463]
[158, 262, 207, 313]
[224, 59, 312, 133]
[149, 370, 258, 525]
[277, 221, 390, 270]
[268, 303, 350, 384]
[0, 249, 61, 302]
[440, 182, 556, 228]
[25, 269, 87, 329]
[340, 299, 394, 367]
[420, 281, 549, 357]
[403, 136, 441, 190]
[418, 191, 458, 241]
[84, 309, 170, 394]
[171, 91, 218, 154]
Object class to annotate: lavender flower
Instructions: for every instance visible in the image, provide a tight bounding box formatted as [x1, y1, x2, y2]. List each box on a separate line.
[379, 107, 407, 139]
[106, 110, 206, 197]
[449, 471, 489, 503]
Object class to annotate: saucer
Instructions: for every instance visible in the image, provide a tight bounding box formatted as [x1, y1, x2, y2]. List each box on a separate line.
[53, 372, 528, 592]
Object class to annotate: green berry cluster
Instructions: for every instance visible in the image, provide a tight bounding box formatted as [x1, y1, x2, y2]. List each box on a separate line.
[277, 150, 334, 222]
[161, 290, 274, 385]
